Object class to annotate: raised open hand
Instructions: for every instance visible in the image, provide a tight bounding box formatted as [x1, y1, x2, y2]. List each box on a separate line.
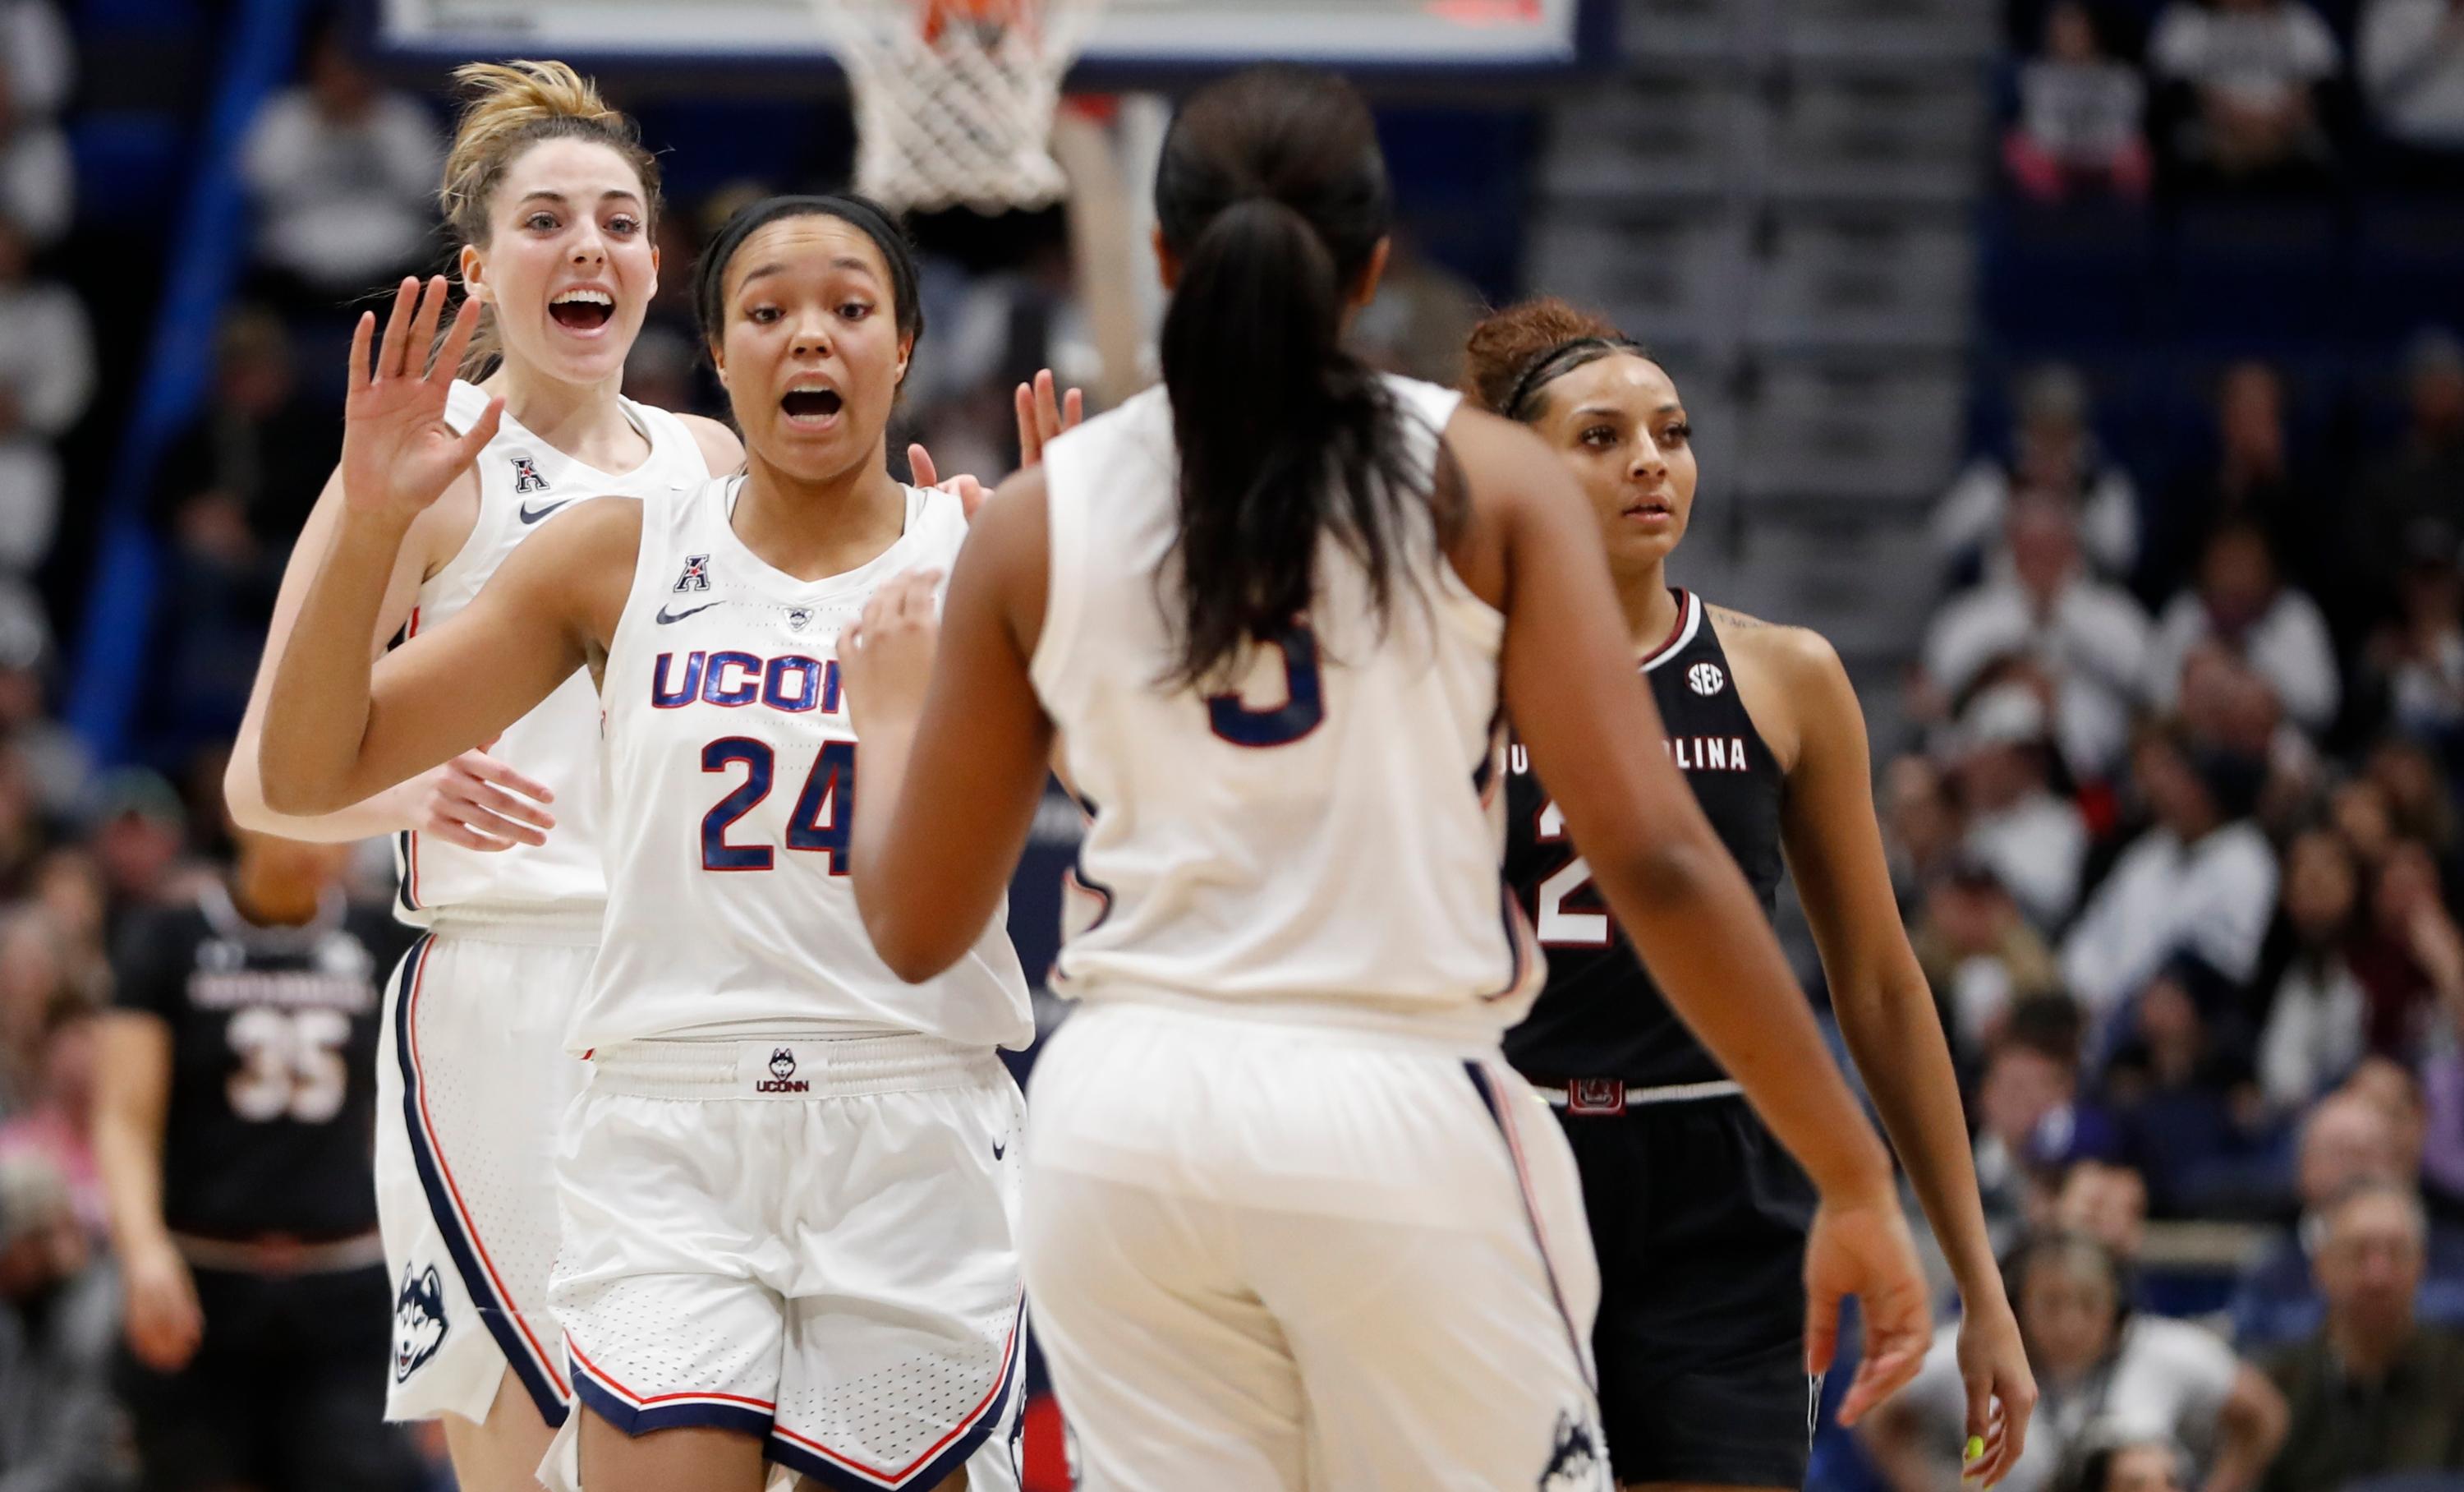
[342, 276, 504, 526]
[1015, 367, 1084, 468]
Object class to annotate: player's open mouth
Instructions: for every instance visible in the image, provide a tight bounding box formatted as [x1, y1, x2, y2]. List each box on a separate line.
[781, 385, 844, 425]
[549, 287, 615, 331]
[1623, 499, 1674, 523]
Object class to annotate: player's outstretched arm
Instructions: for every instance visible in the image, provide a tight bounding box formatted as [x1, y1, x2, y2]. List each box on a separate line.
[1771, 630, 2034, 1483]
[1458, 408, 1932, 1424]
[227, 278, 558, 850]
[260, 279, 619, 817]
[841, 471, 1058, 982]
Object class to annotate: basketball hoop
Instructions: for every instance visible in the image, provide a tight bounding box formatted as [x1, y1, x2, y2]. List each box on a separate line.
[820, 0, 1105, 215]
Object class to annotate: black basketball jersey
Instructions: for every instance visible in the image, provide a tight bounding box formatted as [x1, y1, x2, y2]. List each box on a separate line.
[1503, 591, 1788, 1089]
[111, 884, 411, 1240]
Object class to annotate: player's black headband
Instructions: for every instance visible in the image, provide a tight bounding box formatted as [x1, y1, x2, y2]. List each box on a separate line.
[1504, 335, 1650, 422]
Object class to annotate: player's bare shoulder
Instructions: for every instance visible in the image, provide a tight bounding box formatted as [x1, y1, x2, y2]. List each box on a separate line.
[1704, 604, 1854, 771]
[676, 413, 745, 476]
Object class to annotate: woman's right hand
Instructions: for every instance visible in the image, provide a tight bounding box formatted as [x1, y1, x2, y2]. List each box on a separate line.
[122, 1236, 204, 1374]
[1804, 1188, 1935, 1430]
[397, 748, 556, 851]
[342, 275, 503, 527]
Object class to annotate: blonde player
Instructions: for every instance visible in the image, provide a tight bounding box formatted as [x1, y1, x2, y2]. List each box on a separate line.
[224, 62, 737, 1491]
[257, 195, 1030, 1492]
[835, 66, 1936, 1490]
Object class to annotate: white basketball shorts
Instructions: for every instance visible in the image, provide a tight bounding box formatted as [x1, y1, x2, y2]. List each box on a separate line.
[375, 922, 596, 1425]
[546, 1033, 1027, 1492]
[1021, 998, 1612, 1492]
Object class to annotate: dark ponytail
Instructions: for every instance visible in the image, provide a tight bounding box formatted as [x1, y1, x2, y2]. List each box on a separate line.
[1154, 66, 1458, 688]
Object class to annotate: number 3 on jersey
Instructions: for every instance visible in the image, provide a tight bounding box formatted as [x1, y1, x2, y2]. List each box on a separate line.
[701, 739, 857, 873]
[1207, 624, 1324, 748]
[1534, 799, 1611, 947]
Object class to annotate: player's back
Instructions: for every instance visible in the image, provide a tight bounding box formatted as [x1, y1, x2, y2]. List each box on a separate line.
[1032, 374, 1538, 1036]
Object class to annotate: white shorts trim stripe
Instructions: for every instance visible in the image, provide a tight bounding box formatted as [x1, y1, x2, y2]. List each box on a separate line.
[393, 934, 572, 1416]
[1464, 1058, 1595, 1392]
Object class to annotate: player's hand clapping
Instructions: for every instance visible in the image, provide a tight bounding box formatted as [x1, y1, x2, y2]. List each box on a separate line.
[1803, 1190, 1934, 1430]
[122, 1235, 205, 1373]
[397, 747, 556, 852]
[341, 275, 505, 527]
[839, 569, 945, 740]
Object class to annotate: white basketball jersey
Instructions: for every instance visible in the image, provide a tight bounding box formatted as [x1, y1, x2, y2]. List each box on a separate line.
[577, 476, 1036, 1052]
[392, 382, 712, 924]
[1031, 375, 1542, 1033]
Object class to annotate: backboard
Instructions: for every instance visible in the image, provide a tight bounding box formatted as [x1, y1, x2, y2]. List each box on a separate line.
[374, 0, 1607, 78]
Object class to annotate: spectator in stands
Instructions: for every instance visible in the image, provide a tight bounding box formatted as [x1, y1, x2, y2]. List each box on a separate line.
[2062, 725, 2276, 1026]
[0, 2, 72, 122]
[2149, 0, 2342, 186]
[1953, 680, 2090, 930]
[2259, 1182, 2464, 1492]
[2358, 0, 2464, 159]
[2053, 1158, 2153, 1266]
[0, 1151, 131, 1491]
[0, 1000, 100, 1236]
[1866, 1232, 2286, 1492]
[2229, 1090, 2464, 1346]
[2365, 521, 2464, 744]
[0, 579, 86, 820]
[77, 771, 195, 939]
[2141, 363, 2324, 615]
[238, 24, 442, 306]
[2007, 2, 2156, 201]
[2067, 1439, 2190, 1492]
[1975, 998, 2118, 1247]
[1935, 363, 2140, 588]
[0, 59, 69, 247]
[0, 210, 93, 573]
[1886, 753, 1968, 911]
[2332, 775, 2402, 869]
[1925, 492, 2154, 782]
[2346, 838, 2464, 1066]
[2362, 739, 2456, 863]
[2255, 829, 2372, 1113]
[153, 309, 333, 562]
[2106, 965, 2272, 1217]
[2146, 522, 2341, 737]
[2359, 331, 2464, 601]
[1916, 857, 2066, 1066]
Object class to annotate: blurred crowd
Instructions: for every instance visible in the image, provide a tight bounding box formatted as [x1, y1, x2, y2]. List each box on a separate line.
[2003, 0, 2464, 199]
[0, 2, 2460, 1490]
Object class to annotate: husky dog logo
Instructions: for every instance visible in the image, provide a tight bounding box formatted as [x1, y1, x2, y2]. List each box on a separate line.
[757, 1046, 809, 1094]
[394, 1264, 448, 1383]
[1538, 1409, 1610, 1491]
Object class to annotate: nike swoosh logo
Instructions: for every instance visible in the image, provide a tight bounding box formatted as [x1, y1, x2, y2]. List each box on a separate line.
[655, 601, 722, 625]
[518, 499, 574, 525]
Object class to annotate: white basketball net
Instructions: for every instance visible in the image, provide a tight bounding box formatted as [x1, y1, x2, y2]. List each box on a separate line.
[819, 0, 1105, 214]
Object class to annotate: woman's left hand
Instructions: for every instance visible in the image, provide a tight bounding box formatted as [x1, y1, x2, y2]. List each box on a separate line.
[1953, 1298, 2036, 1488]
[841, 569, 945, 738]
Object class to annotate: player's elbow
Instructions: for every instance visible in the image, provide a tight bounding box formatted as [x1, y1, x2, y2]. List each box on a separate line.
[223, 751, 288, 831]
[1595, 833, 1734, 914]
[862, 905, 963, 986]
[257, 759, 344, 818]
